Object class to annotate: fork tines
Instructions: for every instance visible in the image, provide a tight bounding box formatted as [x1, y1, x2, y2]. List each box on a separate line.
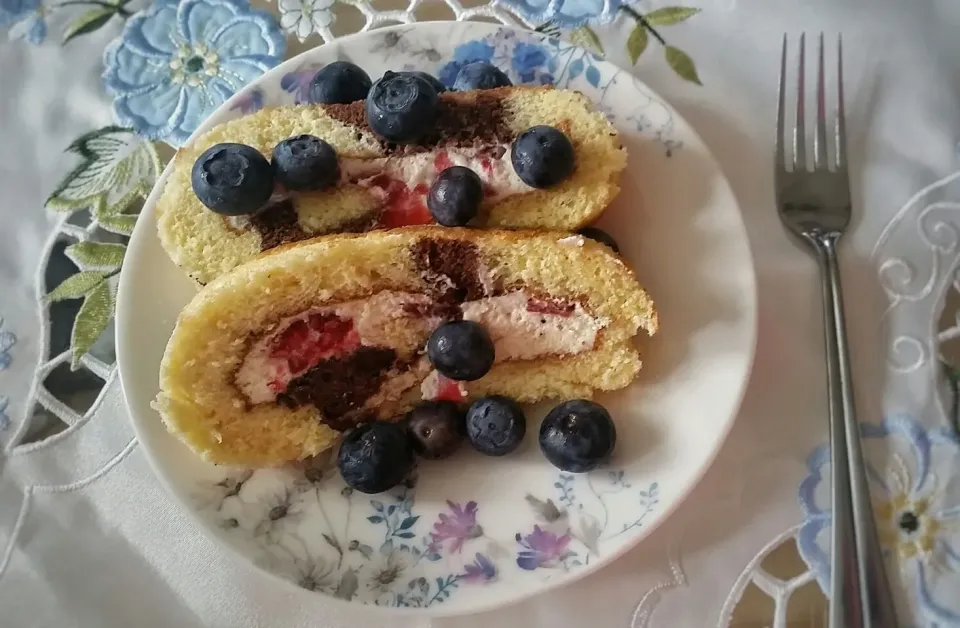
[776, 33, 845, 173]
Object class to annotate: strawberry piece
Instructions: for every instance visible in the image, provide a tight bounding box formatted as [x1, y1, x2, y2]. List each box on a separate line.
[434, 373, 467, 403]
[376, 179, 432, 228]
[434, 151, 453, 172]
[269, 313, 360, 382]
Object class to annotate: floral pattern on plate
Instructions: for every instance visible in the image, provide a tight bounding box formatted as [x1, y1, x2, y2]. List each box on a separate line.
[156, 23, 711, 614]
[194, 460, 659, 607]
[260, 28, 683, 157]
[798, 416, 960, 625]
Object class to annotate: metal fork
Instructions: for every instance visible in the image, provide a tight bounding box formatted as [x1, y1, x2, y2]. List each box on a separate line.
[775, 34, 899, 628]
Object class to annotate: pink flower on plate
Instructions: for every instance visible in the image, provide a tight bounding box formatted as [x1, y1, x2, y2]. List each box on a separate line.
[460, 553, 497, 583]
[516, 525, 573, 570]
[429, 500, 483, 553]
[280, 63, 322, 104]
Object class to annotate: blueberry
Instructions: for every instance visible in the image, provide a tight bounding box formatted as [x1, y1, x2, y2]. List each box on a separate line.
[426, 320, 495, 381]
[405, 401, 466, 459]
[404, 71, 447, 93]
[308, 61, 372, 105]
[465, 396, 526, 456]
[511, 125, 575, 188]
[365, 71, 439, 144]
[577, 227, 620, 254]
[427, 166, 483, 226]
[271, 135, 339, 191]
[539, 400, 616, 473]
[191, 143, 274, 216]
[337, 421, 415, 494]
[453, 62, 512, 91]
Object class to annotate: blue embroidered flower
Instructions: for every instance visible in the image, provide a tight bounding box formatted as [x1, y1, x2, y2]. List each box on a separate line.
[798, 416, 960, 625]
[102, 0, 285, 145]
[496, 0, 619, 28]
[1, 0, 45, 44]
[0, 317, 16, 371]
[438, 41, 495, 88]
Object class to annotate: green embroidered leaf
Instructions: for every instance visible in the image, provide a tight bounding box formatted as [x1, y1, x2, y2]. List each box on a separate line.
[569, 26, 604, 56]
[66, 242, 126, 272]
[45, 126, 160, 217]
[62, 7, 116, 44]
[95, 212, 139, 236]
[45, 271, 108, 302]
[665, 45, 702, 84]
[645, 7, 700, 26]
[627, 25, 649, 65]
[92, 196, 139, 236]
[71, 281, 114, 369]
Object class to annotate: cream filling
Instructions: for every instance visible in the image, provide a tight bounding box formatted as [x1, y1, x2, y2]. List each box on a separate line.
[236, 290, 607, 407]
[236, 292, 443, 404]
[227, 146, 532, 233]
[461, 291, 607, 361]
[341, 145, 532, 204]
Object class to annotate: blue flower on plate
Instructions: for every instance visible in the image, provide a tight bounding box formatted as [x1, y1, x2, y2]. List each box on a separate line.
[102, 0, 285, 145]
[496, 0, 619, 28]
[1, 0, 46, 44]
[798, 416, 960, 625]
[511, 42, 554, 84]
[437, 40, 495, 88]
[438, 36, 556, 88]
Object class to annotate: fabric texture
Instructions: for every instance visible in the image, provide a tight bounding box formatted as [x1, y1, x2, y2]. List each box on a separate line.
[1, 0, 959, 626]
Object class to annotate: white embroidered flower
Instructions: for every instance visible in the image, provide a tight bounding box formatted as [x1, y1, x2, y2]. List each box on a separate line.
[278, 0, 335, 42]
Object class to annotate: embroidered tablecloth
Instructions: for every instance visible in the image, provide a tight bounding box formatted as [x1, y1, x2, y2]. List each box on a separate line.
[2, 0, 959, 626]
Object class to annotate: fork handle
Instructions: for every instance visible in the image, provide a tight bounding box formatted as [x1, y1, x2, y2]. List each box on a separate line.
[814, 234, 899, 628]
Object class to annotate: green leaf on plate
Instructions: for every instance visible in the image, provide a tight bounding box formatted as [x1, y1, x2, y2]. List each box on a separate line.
[66, 241, 126, 272]
[45, 271, 108, 303]
[665, 45, 702, 84]
[569, 26, 604, 55]
[645, 6, 700, 26]
[45, 126, 160, 217]
[627, 25, 649, 65]
[62, 7, 116, 44]
[71, 280, 114, 369]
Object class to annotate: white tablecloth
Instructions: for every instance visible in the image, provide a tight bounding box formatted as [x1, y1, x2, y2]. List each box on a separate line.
[2, 0, 960, 626]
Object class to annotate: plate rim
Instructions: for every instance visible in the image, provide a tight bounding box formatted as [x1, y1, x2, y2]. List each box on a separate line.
[116, 20, 758, 617]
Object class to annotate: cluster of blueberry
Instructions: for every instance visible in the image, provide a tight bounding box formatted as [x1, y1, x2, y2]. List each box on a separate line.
[337, 320, 618, 494]
[190, 60, 577, 227]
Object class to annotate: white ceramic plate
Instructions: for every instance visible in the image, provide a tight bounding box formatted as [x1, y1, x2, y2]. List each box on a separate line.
[117, 21, 757, 616]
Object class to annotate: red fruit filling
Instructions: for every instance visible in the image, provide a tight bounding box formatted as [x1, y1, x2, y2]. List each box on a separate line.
[268, 313, 360, 392]
[434, 373, 467, 403]
[526, 297, 576, 317]
[434, 151, 453, 172]
[367, 174, 433, 228]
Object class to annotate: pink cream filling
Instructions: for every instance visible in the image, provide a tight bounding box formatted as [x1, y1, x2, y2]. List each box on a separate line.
[340, 146, 532, 228]
[235, 291, 608, 407]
